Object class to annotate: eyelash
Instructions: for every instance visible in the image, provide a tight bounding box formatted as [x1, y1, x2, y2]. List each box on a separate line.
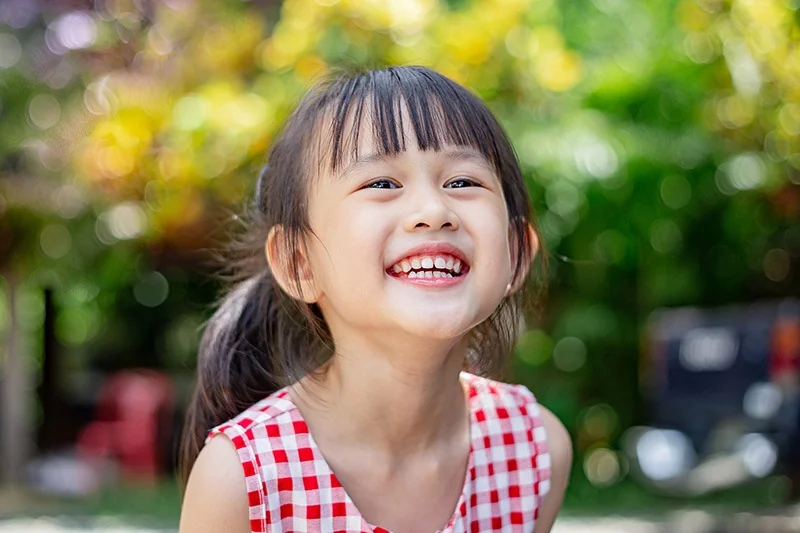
[446, 177, 480, 188]
[362, 177, 481, 190]
[364, 178, 399, 189]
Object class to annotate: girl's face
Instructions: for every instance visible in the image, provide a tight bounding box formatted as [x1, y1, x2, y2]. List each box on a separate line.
[303, 120, 514, 344]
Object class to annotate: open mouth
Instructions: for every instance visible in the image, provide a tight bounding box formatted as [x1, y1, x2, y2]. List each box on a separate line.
[386, 253, 469, 279]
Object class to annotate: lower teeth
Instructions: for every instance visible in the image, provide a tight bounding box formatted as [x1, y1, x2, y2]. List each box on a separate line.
[407, 271, 454, 278]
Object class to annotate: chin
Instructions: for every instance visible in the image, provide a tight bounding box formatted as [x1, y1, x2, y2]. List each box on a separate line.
[393, 309, 486, 341]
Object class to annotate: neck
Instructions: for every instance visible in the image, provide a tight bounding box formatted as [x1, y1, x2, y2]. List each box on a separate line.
[291, 332, 471, 459]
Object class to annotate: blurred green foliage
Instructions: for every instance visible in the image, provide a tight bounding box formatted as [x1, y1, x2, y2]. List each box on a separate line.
[0, 0, 798, 493]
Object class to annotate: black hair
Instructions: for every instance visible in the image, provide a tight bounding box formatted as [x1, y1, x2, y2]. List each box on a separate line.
[179, 65, 544, 487]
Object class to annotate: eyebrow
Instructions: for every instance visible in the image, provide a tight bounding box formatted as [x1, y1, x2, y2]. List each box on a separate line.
[444, 149, 495, 173]
[336, 152, 394, 181]
[336, 148, 494, 181]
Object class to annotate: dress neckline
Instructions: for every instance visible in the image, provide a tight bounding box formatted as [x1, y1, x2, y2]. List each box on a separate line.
[280, 372, 478, 533]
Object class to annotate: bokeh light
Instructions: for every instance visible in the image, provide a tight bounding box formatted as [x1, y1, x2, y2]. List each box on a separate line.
[39, 224, 72, 259]
[0, 32, 22, 68]
[133, 271, 169, 308]
[584, 447, 622, 487]
[553, 336, 587, 373]
[28, 94, 61, 130]
[45, 11, 98, 55]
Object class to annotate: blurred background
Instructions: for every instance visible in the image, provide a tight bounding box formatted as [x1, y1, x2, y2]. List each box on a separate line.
[0, 0, 799, 531]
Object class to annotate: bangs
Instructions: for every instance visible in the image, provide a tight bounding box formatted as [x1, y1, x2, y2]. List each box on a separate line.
[313, 67, 511, 175]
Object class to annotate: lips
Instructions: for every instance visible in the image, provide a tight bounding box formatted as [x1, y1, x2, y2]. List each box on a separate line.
[386, 243, 470, 279]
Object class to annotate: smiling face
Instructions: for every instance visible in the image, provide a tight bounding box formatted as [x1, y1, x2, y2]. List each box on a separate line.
[263, 67, 536, 368]
[300, 107, 514, 343]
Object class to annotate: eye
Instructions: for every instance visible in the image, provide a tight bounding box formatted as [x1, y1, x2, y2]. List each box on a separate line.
[445, 176, 480, 188]
[363, 178, 400, 190]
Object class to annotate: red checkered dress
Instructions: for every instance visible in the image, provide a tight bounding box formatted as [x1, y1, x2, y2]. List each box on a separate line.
[208, 372, 552, 533]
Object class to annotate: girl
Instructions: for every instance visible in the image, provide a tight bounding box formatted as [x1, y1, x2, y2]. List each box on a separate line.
[179, 65, 571, 533]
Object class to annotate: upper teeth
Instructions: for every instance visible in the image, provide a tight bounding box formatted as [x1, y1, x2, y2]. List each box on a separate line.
[390, 254, 463, 275]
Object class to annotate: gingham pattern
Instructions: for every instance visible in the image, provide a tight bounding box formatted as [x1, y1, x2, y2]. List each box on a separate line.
[207, 372, 552, 533]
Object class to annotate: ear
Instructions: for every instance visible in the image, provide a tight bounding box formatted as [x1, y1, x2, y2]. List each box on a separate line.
[505, 220, 539, 297]
[265, 225, 322, 304]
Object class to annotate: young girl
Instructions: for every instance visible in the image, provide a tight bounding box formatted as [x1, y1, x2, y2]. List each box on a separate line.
[179, 65, 571, 533]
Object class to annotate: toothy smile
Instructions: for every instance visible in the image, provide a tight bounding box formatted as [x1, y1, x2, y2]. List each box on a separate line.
[386, 241, 471, 283]
[389, 254, 465, 279]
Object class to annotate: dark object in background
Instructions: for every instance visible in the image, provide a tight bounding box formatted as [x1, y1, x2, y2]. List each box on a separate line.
[624, 298, 800, 497]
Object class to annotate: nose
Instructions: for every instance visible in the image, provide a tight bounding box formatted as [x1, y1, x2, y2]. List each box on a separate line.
[403, 191, 460, 232]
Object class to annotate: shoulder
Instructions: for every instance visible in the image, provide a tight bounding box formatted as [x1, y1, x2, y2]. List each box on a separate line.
[463, 372, 538, 414]
[538, 404, 572, 473]
[179, 435, 251, 533]
[463, 372, 550, 428]
[207, 388, 296, 442]
[473, 375, 572, 471]
[464, 374, 571, 531]
[534, 404, 572, 533]
[181, 390, 298, 533]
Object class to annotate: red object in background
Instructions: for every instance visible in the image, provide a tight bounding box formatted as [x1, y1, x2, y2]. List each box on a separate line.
[771, 317, 800, 386]
[76, 370, 174, 483]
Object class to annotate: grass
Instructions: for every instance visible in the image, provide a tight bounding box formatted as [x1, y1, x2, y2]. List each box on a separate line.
[0, 480, 182, 527]
[76, 479, 182, 525]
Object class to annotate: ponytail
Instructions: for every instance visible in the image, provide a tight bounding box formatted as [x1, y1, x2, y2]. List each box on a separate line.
[179, 263, 331, 487]
[178, 80, 334, 489]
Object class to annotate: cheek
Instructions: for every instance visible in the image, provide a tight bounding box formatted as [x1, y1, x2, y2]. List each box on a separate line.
[471, 203, 513, 278]
[308, 205, 389, 288]
[484, 242, 513, 288]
